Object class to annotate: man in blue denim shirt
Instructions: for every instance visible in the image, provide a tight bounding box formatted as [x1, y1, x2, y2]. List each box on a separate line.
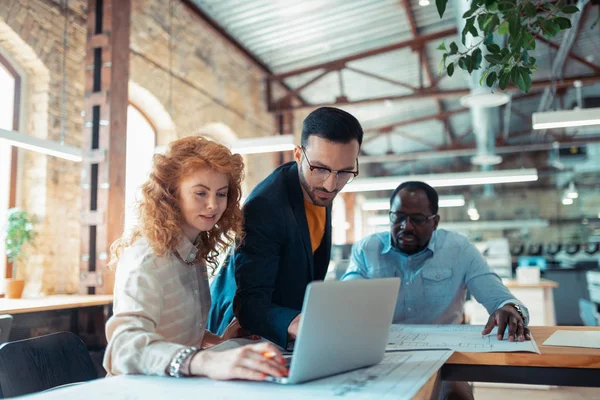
[343, 181, 531, 399]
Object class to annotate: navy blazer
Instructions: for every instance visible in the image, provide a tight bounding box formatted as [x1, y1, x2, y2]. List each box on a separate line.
[208, 162, 332, 348]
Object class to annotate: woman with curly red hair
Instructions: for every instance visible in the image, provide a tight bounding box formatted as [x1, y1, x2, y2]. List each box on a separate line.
[103, 136, 287, 380]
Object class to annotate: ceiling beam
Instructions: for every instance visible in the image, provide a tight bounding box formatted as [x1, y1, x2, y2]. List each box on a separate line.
[345, 66, 417, 91]
[535, 35, 600, 75]
[269, 28, 457, 81]
[400, 0, 457, 146]
[273, 74, 600, 112]
[392, 130, 442, 150]
[365, 107, 469, 133]
[359, 136, 600, 164]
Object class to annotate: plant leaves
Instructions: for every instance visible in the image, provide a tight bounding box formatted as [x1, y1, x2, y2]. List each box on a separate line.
[449, 42, 459, 55]
[480, 68, 492, 85]
[523, 30, 535, 50]
[509, 11, 521, 37]
[519, 67, 532, 92]
[499, 70, 510, 90]
[472, 48, 483, 69]
[511, 65, 526, 92]
[438, 53, 448, 75]
[498, 21, 509, 35]
[458, 57, 468, 70]
[462, 17, 477, 45]
[437, 41, 447, 51]
[465, 55, 474, 73]
[436, 0, 448, 18]
[554, 17, 572, 30]
[468, 23, 479, 39]
[487, 14, 500, 33]
[561, 5, 579, 14]
[484, 33, 494, 45]
[485, 53, 503, 64]
[521, 49, 529, 64]
[542, 19, 560, 37]
[524, 2, 537, 18]
[486, 44, 501, 54]
[486, 71, 498, 87]
[477, 14, 488, 31]
[447, 63, 455, 77]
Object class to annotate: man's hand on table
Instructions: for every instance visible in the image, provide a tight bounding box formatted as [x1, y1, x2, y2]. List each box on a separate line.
[482, 304, 530, 342]
[287, 314, 301, 339]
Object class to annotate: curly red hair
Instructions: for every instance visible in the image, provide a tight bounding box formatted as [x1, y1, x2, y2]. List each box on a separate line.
[110, 136, 244, 273]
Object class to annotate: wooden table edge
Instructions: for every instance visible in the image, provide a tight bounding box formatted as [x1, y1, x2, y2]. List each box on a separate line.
[0, 295, 113, 314]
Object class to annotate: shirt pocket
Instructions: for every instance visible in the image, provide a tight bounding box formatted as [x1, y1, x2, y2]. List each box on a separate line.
[421, 268, 453, 301]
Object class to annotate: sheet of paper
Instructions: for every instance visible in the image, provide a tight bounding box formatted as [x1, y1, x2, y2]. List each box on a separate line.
[387, 324, 540, 354]
[27, 350, 453, 400]
[543, 330, 600, 349]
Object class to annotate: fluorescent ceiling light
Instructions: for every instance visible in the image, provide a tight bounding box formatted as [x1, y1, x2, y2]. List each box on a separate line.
[532, 107, 600, 130]
[343, 169, 538, 193]
[440, 195, 466, 207]
[565, 181, 578, 199]
[230, 134, 295, 155]
[154, 134, 296, 156]
[562, 197, 574, 205]
[0, 128, 83, 162]
[362, 195, 465, 211]
[369, 218, 549, 230]
[469, 213, 480, 221]
[440, 219, 549, 231]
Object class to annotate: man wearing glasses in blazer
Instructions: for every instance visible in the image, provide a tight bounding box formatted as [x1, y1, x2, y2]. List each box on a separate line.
[209, 107, 362, 350]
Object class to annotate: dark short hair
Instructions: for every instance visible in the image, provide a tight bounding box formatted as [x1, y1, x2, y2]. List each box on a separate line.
[389, 181, 439, 215]
[301, 107, 363, 147]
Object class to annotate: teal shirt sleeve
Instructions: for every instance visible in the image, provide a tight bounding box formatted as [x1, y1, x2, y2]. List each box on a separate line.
[341, 241, 369, 280]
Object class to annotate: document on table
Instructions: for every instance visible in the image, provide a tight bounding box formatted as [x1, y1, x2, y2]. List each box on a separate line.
[543, 330, 600, 349]
[27, 350, 453, 400]
[387, 324, 540, 354]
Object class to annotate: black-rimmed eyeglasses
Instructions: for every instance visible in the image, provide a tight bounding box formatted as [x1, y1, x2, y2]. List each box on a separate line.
[389, 212, 437, 226]
[301, 146, 359, 186]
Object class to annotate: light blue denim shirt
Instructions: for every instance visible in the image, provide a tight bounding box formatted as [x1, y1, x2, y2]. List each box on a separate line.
[342, 229, 529, 325]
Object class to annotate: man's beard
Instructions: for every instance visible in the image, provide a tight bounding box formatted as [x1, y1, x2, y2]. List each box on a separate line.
[298, 165, 338, 207]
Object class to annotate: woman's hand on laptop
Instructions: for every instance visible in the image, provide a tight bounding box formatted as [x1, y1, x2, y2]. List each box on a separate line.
[190, 342, 288, 381]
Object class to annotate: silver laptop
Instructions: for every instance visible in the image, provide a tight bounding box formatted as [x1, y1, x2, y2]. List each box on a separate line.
[266, 277, 400, 384]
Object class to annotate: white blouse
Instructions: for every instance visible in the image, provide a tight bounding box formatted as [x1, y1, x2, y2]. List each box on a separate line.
[103, 235, 211, 376]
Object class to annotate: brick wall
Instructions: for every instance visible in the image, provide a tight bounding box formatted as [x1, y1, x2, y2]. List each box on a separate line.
[129, 0, 277, 190]
[1, 0, 87, 295]
[1, 0, 279, 295]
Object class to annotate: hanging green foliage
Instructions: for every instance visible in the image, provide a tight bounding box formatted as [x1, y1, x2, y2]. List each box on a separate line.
[436, 0, 581, 93]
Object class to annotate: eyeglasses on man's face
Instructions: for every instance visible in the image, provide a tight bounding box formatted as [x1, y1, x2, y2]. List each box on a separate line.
[301, 147, 359, 186]
[389, 212, 437, 226]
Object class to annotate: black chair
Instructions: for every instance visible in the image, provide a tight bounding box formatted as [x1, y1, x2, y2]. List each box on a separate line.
[0, 315, 12, 344]
[0, 331, 97, 398]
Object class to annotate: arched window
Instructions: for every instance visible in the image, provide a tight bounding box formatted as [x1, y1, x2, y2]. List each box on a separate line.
[124, 104, 156, 235]
[0, 54, 20, 278]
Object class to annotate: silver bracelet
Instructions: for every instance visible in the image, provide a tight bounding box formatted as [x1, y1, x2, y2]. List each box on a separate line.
[168, 346, 199, 378]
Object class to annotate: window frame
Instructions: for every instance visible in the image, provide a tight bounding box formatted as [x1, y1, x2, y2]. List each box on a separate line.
[124, 103, 157, 235]
[0, 52, 21, 280]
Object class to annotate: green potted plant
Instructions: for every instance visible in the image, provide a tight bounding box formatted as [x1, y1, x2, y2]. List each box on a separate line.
[3, 208, 36, 298]
[435, 0, 587, 92]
